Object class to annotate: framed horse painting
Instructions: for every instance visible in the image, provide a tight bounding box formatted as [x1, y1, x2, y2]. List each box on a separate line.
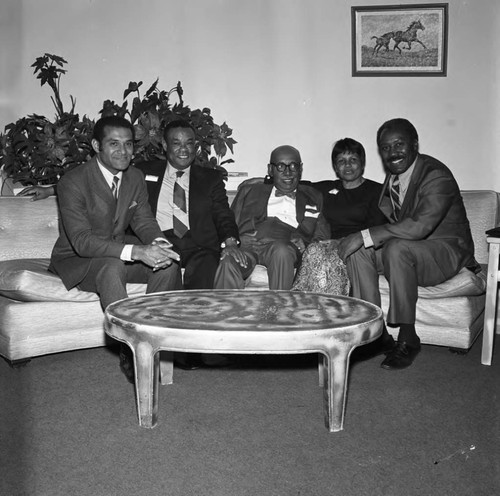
[351, 4, 448, 76]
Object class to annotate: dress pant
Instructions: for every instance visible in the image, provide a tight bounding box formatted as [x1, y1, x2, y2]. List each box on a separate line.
[163, 229, 220, 289]
[78, 256, 182, 310]
[214, 237, 299, 290]
[346, 238, 463, 325]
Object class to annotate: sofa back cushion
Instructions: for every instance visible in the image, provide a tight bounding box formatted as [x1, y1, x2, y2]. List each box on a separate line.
[0, 197, 59, 261]
[461, 190, 499, 264]
[1, 189, 498, 265]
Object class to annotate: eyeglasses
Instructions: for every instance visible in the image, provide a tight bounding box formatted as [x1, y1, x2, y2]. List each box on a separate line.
[270, 162, 302, 173]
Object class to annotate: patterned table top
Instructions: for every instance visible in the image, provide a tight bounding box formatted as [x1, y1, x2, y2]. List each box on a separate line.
[107, 290, 381, 332]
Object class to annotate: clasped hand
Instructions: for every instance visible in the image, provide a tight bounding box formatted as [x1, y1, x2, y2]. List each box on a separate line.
[133, 242, 180, 270]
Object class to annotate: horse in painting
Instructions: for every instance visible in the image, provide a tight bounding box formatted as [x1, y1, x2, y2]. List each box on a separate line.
[371, 31, 395, 55]
[392, 20, 426, 53]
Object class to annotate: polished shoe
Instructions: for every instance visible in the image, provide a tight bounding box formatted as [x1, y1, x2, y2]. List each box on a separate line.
[351, 333, 396, 362]
[174, 352, 203, 370]
[119, 345, 135, 384]
[380, 341, 421, 370]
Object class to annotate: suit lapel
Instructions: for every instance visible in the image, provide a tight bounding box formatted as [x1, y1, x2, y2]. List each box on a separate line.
[114, 169, 132, 224]
[295, 187, 306, 223]
[188, 166, 202, 219]
[378, 174, 393, 220]
[88, 158, 115, 206]
[399, 155, 424, 219]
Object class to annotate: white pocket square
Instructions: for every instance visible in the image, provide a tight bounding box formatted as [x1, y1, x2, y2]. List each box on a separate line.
[305, 205, 320, 218]
[305, 211, 320, 218]
[129, 201, 138, 209]
[145, 175, 159, 182]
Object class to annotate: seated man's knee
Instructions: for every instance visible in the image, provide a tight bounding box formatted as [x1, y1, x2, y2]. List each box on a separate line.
[95, 258, 127, 285]
[269, 241, 295, 259]
[382, 239, 415, 265]
[382, 239, 418, 268]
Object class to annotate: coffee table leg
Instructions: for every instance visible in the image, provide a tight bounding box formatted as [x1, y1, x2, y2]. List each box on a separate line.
[318, 353, 326, 387]
[134, 342, 160, 429]
[160, 351, 174, 385]
[322, 350, 349, 432]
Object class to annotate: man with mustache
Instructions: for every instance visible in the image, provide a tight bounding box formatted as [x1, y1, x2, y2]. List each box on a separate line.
[214, 145, 329, 290]
[338, 118, 479, 370]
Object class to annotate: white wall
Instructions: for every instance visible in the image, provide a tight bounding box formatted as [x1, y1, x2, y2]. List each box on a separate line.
[1, 0, 498, 189]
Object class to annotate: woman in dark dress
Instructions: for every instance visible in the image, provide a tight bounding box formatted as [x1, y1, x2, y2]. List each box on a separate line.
[292, 138, 386, 294]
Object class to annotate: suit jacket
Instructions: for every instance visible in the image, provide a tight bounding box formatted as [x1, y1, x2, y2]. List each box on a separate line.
[231, 181, 330, 244]
[50, 157, 164, 290]
[135, 161, 239, 251]
[371, 153, 478, 271]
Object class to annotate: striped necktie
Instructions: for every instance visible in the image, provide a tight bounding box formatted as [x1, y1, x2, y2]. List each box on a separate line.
[111, 176, 119, 200]
[391, 176, 401, 221]
[173, 171, 189, 238]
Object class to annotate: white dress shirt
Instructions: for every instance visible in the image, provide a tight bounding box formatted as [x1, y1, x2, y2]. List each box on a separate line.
[266, 187, 299, 228]
[156, 164, 191, 232]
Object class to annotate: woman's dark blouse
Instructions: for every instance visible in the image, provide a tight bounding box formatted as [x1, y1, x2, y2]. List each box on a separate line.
[312, 179, 387, 239]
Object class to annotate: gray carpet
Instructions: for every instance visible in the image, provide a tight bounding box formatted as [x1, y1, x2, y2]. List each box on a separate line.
[1, 338, 499, 496]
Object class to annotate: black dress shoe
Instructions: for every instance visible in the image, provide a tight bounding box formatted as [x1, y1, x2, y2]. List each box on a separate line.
[351, 333, 396, 362]
[174, 352, 203, 370]
[119, 344, 135, 384]
[380, 341, 421, 370]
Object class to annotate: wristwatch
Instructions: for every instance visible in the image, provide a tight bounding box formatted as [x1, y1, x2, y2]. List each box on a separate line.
[221, 237, 240, 249]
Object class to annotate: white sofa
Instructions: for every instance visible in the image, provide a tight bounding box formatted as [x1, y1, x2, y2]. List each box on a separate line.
[240, 190, 500, 351]
[0, 190, 498, 364]
[0, 196, 147, 364]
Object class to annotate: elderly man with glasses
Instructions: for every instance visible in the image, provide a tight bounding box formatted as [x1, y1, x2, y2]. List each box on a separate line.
[214, 145, 329, 290]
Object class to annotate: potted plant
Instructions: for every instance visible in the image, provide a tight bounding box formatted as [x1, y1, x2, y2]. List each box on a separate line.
[0, 53, 236, 192]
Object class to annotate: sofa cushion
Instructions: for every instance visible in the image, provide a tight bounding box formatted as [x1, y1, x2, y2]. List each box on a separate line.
[379, 267, 486, 299]
[0, 259, 146, 302]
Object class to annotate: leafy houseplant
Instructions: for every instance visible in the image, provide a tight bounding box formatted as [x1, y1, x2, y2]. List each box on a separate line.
[0, 54, 236, 188]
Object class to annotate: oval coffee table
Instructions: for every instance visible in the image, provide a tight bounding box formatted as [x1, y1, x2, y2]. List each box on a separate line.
[104, 289, 382, 432]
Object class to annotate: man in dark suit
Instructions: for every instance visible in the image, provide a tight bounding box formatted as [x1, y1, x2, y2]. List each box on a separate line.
[338, 118, 479, 370]
[50, 116, 181, 381]
[135, 119, 242, 290]
[214, 145, 330, 290]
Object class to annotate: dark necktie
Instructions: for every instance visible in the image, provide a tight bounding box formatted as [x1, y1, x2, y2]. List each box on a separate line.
[173, 171, 189, 238]
[275, 190, 296, 200]
[111, 176, 119, 200]
[390, 176, 401, 221]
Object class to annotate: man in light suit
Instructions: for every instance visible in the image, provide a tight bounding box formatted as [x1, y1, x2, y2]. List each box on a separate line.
[50, 116, 181, 382]
[338, 118, 479, 370]
[214, 145, 330, 290]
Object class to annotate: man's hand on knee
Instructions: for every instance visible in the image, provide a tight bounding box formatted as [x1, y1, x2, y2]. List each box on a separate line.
[221, 245, 248, 268]
[338, 232, 364, 261]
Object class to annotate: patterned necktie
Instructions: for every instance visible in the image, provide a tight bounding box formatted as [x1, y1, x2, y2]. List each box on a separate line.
[111, 176, 119, 200]
[390, 176, 401, 221]
[173, 170, 189, 238]
[275, 190, 296, 200]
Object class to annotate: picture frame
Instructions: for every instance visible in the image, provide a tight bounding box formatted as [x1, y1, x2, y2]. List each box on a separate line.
[351, 3, 448, 77]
